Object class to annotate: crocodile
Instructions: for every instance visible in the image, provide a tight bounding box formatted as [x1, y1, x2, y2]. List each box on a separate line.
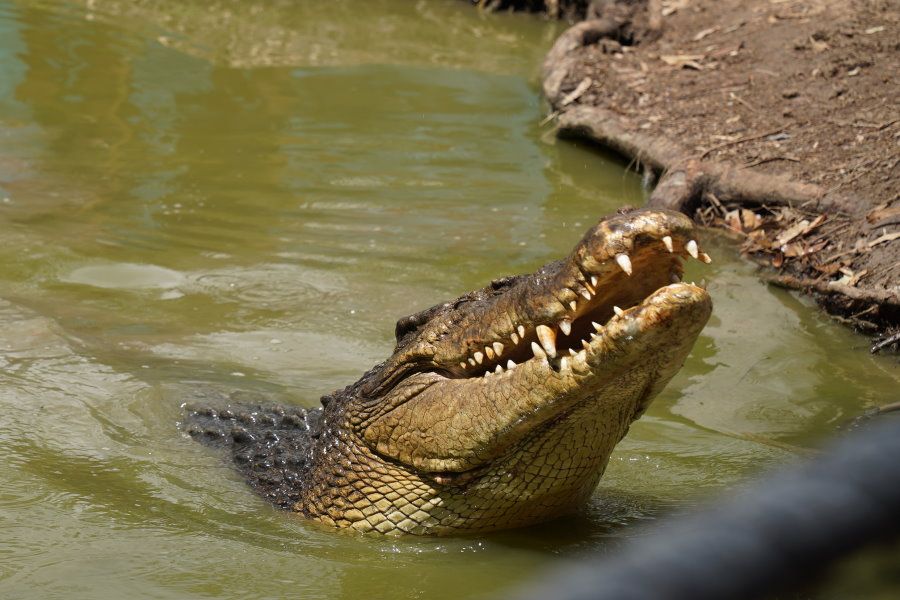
[185, 208, 712, 535]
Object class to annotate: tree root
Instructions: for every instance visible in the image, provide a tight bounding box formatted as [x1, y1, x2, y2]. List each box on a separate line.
[541, 8, 897, 335]
[543, 19, 627, 104]
[553, 104, 895, 331]
[761, 273, 900, 329]
[871, 335, 900, 355]
[555, 106, 855, 216]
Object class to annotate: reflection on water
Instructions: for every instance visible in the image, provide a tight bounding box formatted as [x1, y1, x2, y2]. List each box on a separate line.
[0, 1, 896, 598]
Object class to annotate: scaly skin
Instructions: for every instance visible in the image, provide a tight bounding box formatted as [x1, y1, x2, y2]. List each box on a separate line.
[186, 209, 712, 535]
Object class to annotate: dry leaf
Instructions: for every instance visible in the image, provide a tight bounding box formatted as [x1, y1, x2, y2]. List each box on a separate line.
[804, 214, 827, 234]
[866, 202, 900, 224]
[810, 36, 829, 52]
[805, 239, 828, 255]
[693, 27, 719, 41]
[772, 252, 784, 268]
[560, 77, 592, 106]
[725, 210, 744, 233]
[740, 209, 761, 231]
[661, 0, 690, 17]
[813, 261, 842, 275]
[775, 219, 811, 246]
[660, 54, 706, 67]
[783, 242, 805, 257]
[849, 269, 868, 286]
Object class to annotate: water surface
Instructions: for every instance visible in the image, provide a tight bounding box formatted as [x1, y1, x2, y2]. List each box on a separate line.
[0, 1, 897, 598]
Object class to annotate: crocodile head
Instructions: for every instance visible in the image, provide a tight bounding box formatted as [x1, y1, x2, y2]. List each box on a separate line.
[294, 208, 712, 534]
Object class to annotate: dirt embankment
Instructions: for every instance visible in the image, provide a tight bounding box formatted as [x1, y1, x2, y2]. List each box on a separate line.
[484, 0, 899, 345]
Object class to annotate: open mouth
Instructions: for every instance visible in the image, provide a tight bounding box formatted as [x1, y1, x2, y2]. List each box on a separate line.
[453, 231, 711, 379]
[358, 211, 714, 479]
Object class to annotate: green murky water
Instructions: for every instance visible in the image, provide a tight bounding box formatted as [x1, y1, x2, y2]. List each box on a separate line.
[0, 1, 896, 598]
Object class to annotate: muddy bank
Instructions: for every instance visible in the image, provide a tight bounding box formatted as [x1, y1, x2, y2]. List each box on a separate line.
[492, 0, 899, 340]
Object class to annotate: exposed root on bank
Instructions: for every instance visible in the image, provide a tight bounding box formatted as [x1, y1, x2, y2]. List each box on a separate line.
[548, 104, 898, 332]
[553, 106, 844, 213]
[871, 334, 900, 355]
[537, 1, 899, 335]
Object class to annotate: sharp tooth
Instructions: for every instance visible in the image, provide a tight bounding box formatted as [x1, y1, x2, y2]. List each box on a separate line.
[460, 362, 467, 369]
[536, 325, 557, 358]
[590, 275, 598, 287]
[590, 333, 599, 340]
[592, 321, 602, 331]
[559, 319, 572, 336]
[569, 300, 577, 311]
[613, 306, 625, 317]
[662, 235, 674, 253]
[484, 346, 495, 360]
[559, 356, 570, 371]
[493, 342, 504, 356]
[573, 350, 588, 372]
[506, 360, 517, 370]
[517, 325, 526, 338]
[495, 364, 503, 373]
[686, 239, 699, 259]
[569, 348, 578, 356]
[700, 278, 708, 289]
[582, 339, 592, 352]
[531, 341, 547, 359]
[511, 333, 520, 344]
[581, 289, 592, 300]
[484, 371, 490, 379]
[700, 252, 712, 264]
[615, 254, 633, 276]
[468, 358, 476, 366]
[474, 351, 484, 364]
[671, 272, 681, 283]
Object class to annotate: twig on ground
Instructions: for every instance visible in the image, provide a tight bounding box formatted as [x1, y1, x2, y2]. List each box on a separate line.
[704, 191, 727, 216]
[729, 91, 757, 112]
[868, 231, 900, 248]
[826, 157, 879, 193]
[744, 156, 800, 168]
[700, 127, 785, 159]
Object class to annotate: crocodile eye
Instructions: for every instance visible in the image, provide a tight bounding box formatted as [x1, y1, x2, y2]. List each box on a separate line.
[490, 276, 518, 291]
[394, 314, 424, 341]
[394, 304, 448, 341]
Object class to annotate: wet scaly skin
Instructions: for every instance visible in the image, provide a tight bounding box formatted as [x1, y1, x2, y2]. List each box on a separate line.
[187, 208, 712, 535]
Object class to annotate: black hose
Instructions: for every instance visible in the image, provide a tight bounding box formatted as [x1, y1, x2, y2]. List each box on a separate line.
[508, 416, 900, 600]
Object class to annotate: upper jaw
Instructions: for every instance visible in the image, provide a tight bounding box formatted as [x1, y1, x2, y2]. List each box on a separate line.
[442, 209, 712, 380]
[498, 281, 711, 387]
[447, 279, 711, 397]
